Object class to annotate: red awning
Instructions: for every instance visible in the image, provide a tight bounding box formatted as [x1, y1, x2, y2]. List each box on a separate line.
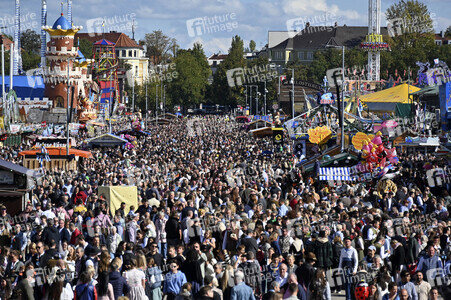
[19, 147, 93, 158]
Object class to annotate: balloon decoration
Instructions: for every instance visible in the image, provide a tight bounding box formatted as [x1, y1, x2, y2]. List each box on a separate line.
[352, 132, 371, 150]
[355, 281, 370, 300]
[353, 131, 399, 179]
[308, 126, 332, 145]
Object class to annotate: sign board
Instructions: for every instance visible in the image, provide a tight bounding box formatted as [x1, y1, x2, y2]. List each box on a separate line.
[282, 79, 322, 91]
[273, 127, 284, 145]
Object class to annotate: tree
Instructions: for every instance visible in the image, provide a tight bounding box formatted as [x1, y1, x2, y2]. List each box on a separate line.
[166, 44, 211, 107]
[211, 35, 246, 106]
[249, 40, 256, 52]
[21, 49, 40, 71]
[386, 0, 435, 50]
[20, 29, 40, 55]
[446, 26, 451, 37]
[78, 38, 93, 59]
[144, 30, 178, 65]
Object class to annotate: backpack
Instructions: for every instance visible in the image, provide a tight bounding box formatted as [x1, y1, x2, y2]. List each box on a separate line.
[309, 281, 325, 300]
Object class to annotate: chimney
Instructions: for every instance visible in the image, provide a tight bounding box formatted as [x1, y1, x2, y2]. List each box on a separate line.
[441, 31, 445, 38]
[41, 0, 47, 68]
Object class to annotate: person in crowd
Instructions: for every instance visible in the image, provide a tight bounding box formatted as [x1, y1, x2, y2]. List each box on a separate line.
[0, 116, 449, 300]
[230, 270, 255, 300]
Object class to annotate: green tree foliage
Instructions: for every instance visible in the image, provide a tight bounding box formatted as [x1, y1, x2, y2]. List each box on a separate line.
[167, 43, 211, 107]
[384, 0, 442, 78]
[249, 40, 256, 52]
[20, 29, 40, 54]
[21, 49, 40, 71]
[78, 38, 93, 59]
[144, 30, 178, 65]
[212, 35, 246, 106]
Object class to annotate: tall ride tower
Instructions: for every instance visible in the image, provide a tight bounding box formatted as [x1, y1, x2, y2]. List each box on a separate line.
[360, 0, 389, 81]
[92, 39, 120, 112]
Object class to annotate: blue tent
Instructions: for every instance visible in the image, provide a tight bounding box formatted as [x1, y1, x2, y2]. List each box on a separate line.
[0, 75, 45, 98]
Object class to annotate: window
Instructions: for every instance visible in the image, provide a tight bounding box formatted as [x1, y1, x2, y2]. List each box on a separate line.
[436, 40, 442, 45]
[135, 66, 139, 76]
[298, 52, 304, 60]
[274, 51, 283, 59]
[115, 50, 119, 58]
[55, 96, 64, 108]
[122, 50, 126, 57]
[134, 50, 137, 57]
[307, 52, 314, 59]
[128, 50, 132, 57]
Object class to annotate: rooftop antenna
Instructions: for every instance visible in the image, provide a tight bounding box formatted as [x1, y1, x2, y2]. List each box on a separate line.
[132, 19, 135, 41]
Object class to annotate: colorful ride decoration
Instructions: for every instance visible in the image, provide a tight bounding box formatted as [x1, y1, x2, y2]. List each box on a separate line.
[308, 126, 332, 145]
[353, 131, 399, 178]
[360, 33, 390, 51]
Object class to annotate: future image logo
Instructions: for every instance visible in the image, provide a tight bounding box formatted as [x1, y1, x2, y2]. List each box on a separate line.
[226, 65, 278, 88]
[186, 13, 238, 38]
[286, 13, 337, 38]
[426, 168, 450, 187]
[86, 13, 136, 37]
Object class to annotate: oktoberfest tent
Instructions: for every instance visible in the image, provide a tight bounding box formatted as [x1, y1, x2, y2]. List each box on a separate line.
[87, 133, 128, 147]
[359, 83, 421, 117]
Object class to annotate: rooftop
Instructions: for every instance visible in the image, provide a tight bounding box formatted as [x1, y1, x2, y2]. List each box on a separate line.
[75, 32, 142, 49]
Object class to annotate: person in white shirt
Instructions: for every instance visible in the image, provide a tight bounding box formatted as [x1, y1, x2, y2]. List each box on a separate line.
[339, 237, 359, 300]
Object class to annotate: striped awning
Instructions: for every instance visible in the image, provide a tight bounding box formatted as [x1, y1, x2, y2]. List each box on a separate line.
[319, 167, 355, 181]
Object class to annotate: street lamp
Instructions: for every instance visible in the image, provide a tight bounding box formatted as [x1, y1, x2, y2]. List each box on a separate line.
[145, 81, 148, 129]
[263, 80, 268, 115]
[325, 45, 345, 151]
[66, 57, 74, 156]
[285, 68, 295, 119]
[156, 83, 159, 125]
[256, 91, 261, 115]
[249, 85, 258, 115]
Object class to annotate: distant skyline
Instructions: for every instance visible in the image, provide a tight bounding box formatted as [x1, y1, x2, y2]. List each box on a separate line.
[0, 0, 449, 56]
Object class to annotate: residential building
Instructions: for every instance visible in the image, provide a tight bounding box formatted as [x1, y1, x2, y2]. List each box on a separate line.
[267, 25, 388, 66]
[435, 31, 451, 45]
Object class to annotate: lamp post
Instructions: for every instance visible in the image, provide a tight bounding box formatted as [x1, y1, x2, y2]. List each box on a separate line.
[285, 68, 295, 119]
[163, 84, 166, 117]
[325, 45, 345, 151]
[256, 91, 260, 115]
[249, 85, 258, 115]
[131, 71, 135, 113]
[156, 83, 159, 125]
[66, 57, 72, 156]
[145, 81, 148, 129]
[263, 80, 267, 115]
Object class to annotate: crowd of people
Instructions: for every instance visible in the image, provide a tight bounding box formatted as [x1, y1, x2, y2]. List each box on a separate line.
[0, 115, 449, 300]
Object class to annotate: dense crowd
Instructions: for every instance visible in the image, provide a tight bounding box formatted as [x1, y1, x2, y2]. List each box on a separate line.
[0, 115, 449, 300]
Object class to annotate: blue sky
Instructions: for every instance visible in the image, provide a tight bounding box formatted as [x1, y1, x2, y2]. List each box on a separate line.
[0, 0, 449, 56]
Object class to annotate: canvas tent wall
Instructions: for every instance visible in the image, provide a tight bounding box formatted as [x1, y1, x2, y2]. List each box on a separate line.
[98, 186, 138, 216]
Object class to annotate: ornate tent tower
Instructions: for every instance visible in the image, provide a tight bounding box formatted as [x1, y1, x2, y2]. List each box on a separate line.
[42, 12, 84, 109]
[360, 0, 389, 81]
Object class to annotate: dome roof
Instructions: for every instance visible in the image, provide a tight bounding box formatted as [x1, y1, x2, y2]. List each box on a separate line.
[52, 14, 71, 30]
